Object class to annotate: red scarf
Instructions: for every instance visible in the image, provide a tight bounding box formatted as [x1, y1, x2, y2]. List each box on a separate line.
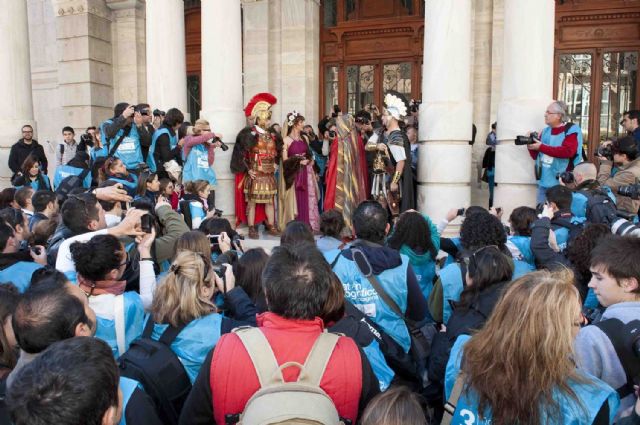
[77, 274, 127, 296]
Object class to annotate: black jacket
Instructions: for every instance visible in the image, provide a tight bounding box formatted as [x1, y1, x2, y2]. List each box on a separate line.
[9, 139, 48, 175]
[153, 124, 181, 179]
[428, 280, 511, 387]
[46, 223, 76, 266]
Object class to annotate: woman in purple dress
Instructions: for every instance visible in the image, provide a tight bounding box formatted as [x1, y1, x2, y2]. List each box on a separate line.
[279, 111, 320, 231]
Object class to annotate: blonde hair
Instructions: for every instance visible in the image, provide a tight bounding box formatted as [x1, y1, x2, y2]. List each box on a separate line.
[360, 386, 426, 425]
[151, 251, 216, 327]
[192, 119, 210, 136]
[460, 269, 587, 425]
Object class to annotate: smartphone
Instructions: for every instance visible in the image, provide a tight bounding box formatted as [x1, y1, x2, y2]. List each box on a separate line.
[140, 214, 153, 234]
[207, 234, 220, 245]
[457, 208, 466, 217]
[496, 207, 502, 214]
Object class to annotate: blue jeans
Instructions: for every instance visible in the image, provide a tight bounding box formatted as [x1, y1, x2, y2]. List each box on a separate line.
[537, 185, 549, 205]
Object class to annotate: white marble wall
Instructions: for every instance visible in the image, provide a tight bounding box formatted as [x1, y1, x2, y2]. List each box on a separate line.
[418, 0, 473, 224]
[0, 0, 36, 184]
[242, 0, 320, 127]
[110, 0, 146, 104]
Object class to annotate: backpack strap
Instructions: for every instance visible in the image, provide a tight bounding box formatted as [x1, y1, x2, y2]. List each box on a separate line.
[78, 167, 91, 182]
[594, 318, 640, 399]
[234, 327, 283, 388]
[108, 132, 128, 158]
[442, 373, 466, 425]
[141, 318, 188, 346]
[300, 332, 340, 386]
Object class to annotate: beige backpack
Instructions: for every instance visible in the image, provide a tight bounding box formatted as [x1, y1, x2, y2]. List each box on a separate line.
[233, 327, 345, 425]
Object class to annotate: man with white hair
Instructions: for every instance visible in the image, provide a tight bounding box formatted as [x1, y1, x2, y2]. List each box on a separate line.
[564, 162, 616, 221]
[527, 100, 584, 204]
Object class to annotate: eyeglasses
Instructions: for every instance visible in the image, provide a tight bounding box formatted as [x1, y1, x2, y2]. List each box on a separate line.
[22, 130, 33, 134]
[119, 251, 130, 268]
[545, 110, 561, 115]
[463, 245, 501, 267]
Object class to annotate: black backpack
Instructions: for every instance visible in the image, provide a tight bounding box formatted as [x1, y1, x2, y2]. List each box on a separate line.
[118, 320, 192, 425]
[580, 188, 619, 227]
[594, 318, 640, 399]
[55, 168, 91, 200]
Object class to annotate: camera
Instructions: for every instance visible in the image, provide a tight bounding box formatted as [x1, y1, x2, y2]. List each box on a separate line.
[514, 132, 539, 146]
[140, 214, 153, 233]
[152, 109, 165, 118]
[457, 208, 465, 217]
[80, 132, 94, 148]
[556, 171, 575, 184]
[211, 136, 229, 152]
[29, 246, 42, 256]
[597, 144, 614, 160]
[618, 184, 640, 200]
[328, 130, 337, 139]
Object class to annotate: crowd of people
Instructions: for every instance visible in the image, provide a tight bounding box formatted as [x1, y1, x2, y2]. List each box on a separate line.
[0, 94, 639, 425]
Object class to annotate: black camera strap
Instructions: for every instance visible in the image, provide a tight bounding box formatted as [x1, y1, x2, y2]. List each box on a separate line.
[594, 318, 640, 399]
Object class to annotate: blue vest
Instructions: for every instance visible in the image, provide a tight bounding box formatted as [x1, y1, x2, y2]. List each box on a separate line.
[21, 176, 51, 191]
[445, 335, 619, 425]
[91, 292, 146, 358]
[362, 338, 395, 392]
[400, 245, 436, 303]
[101, 119, 143, 170]
[571, 188, 617, 220]
[583, 288, 600, 309]
[107, 174, 139, 197]
[183, 200, 207, 230]
[537, 124, 584, 189]
[552, 217, 583, 252]
[90, 145, 109, 161]
[148, 128, 177, 172]
[507, 236, 535, 269]
[151, 313, 223, 383]
[441, 260, 531, 324]
[53, 165, 92, 189]
[331, 250, 411, 352]
[444, 237, 463, 267]
[0, 261, 43, 293]
[118, 377, 142, 425]
[183, 144, 217, 185]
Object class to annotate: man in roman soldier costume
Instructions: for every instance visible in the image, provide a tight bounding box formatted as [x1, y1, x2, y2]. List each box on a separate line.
[230, 93, 280, 239]
[368, 90, 415, 216]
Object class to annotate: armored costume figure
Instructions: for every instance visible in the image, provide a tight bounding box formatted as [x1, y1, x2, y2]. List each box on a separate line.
[231, 93, 280, 239]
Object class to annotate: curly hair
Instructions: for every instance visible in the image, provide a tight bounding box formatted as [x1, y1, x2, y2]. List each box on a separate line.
[460, 212, 507, 252]
[387, 211, 437, 258]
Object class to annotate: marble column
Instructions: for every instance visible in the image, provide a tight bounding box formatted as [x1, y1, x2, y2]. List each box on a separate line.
[108, 0, 146, 103]
[146, 0, 187, 113]
[0, 0, 36, 185]
[200, 0, 245, 219]
[494, 0, 555, 214]
[418, 0, 473, 224]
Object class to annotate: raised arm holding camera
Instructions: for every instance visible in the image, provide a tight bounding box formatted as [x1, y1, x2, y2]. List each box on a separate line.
[596, 136, 640, 217]
[523, 100, 583, 204]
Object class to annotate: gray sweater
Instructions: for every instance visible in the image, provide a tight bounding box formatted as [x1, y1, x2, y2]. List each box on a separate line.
[575, 301, 640, 421]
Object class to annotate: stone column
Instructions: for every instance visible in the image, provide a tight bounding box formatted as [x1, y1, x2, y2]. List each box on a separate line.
[494, 0, 555, 214]
[200, 0, 245, 219]
[108, 0, 146, 103]
[418, 0, 473, 223]
[0, 0, 36, 185]
[146, 0, 187, 113]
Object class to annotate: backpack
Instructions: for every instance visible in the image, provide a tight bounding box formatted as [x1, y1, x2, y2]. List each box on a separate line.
[118, 319, 191, 425]
[55, 168, 91, 199]
[580, 188, 619, 227]
[594, 318, 640, 399]
[231, 327, 344, 425]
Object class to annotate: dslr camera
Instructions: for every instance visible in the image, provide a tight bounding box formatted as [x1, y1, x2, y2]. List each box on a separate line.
[211, 136, 229, 152]
[515, 132, 539, 146]
[556, 171, 575, 184]
[80, 132, 94, 147]
[618, 184, 640, 200]
[597, 143, 614, 161]
[328, 130, 337, 138]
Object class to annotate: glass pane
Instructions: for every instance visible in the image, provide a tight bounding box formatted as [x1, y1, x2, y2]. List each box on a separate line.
[557, 53, 592, 145]
[402, 0, 413, 14]
[347, 65, 375, 115]
[323, 0, 337, 27]
[345, 0, 356, 21]
[383, 63, 412, 100]
[600, 52, 638, 142]
[187, 75, 201, 121]
[324, 66, 339, 117]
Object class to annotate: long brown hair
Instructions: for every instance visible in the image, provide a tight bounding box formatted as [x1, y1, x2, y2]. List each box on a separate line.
[98, 157, 125, 183]
[459, 270, 587, 424]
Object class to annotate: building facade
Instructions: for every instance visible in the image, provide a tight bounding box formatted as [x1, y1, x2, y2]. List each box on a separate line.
[1, 0, 638, 220]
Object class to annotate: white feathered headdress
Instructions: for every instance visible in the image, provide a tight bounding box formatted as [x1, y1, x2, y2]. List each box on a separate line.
[384, 91, 408, 121]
